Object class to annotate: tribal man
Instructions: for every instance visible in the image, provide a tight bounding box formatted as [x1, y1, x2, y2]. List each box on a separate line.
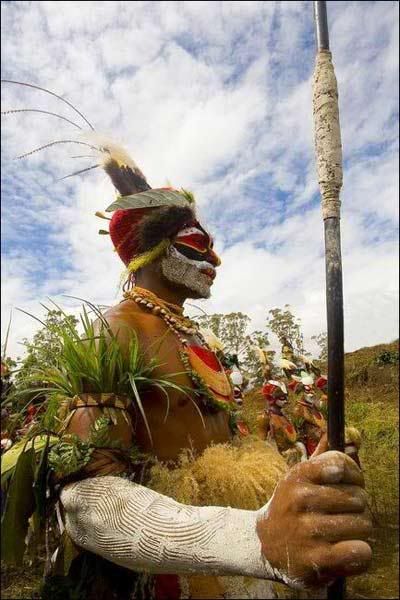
[48, 141, 373, 600]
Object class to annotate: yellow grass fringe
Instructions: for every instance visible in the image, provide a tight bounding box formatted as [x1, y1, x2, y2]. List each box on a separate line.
[147, 435, 288, 510]
[127, 239, 170, 274]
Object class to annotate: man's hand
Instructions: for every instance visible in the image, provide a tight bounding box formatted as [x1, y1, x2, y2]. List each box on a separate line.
[256, 450, 372, 588]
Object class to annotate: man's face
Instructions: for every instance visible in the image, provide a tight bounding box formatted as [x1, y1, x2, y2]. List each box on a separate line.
[161, 220, 221, 299]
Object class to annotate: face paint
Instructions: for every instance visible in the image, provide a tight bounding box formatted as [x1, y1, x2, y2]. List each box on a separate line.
[174, 222, 221, 269]
[161, 250, 213, 299]
[160, 221, 221, 299]
[275, 397, 288, 408]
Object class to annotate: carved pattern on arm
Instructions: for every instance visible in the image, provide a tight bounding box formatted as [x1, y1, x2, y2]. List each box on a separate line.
[61, 476, 289, 583]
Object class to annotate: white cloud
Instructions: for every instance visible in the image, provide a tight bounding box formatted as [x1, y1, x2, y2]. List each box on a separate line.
[1, 0, 398, 360]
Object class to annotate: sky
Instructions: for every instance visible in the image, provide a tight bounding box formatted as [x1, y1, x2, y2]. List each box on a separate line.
[1, 0, 399, 360]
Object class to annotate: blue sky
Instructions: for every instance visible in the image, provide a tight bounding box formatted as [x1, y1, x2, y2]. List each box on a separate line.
[1, 0, 398, 358]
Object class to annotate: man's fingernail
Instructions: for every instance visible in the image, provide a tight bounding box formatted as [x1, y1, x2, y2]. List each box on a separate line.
[321, 465, 343, 482]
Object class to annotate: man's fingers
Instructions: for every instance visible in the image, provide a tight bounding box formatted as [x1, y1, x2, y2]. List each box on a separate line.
[303, 512, 372, 542]
[287, 450, 365, 487]
[296, 483, 368, 514]
[308, 540, 373, 583]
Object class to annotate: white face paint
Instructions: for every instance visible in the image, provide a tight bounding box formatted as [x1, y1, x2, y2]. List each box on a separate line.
[230, 367, 243, 386]
[160, 220, 221, 298]
[268, 380, 288, 395]
[161, 248, 214, 299]
[276, 398, 287, 408]
[160, 229, 218, 298]
[169, 245, 216, 275]
[304, 393, 316, 406]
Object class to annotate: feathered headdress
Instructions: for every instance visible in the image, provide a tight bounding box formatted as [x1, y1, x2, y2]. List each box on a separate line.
[84, 132, 196, 276]
[2, 80, 197, 279]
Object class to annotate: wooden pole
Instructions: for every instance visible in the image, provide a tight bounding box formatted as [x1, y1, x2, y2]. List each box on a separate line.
[312, 2, 345, 599]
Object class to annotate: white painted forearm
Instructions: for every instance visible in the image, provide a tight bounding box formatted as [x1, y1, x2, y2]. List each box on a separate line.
[60, 476, 286, 582]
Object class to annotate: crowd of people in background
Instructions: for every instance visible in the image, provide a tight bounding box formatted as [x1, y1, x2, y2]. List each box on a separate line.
[0, 338, 361, 468]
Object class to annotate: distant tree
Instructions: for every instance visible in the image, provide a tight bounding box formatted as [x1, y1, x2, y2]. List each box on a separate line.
[311, 332, 328, 362]
[196, 312, 251, 355]
[196, 312, 273, 384]
[241, 330, 275, 386]
[266, 304, 306, 354]
[13, 309, 79, 404]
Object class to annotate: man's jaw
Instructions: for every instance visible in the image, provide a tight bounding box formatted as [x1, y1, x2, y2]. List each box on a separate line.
[160, 251, 216, 300]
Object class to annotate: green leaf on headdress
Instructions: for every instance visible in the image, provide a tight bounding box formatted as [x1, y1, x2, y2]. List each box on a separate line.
[105, 189, 192, 212]
[180, 188, 195, 204]
[48, 435, 93, 479]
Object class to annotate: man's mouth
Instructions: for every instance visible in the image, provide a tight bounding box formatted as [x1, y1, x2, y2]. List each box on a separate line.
[200, 267, 216, 282]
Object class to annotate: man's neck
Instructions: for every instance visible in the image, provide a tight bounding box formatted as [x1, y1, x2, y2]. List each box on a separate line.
[135, 276, 188, 307]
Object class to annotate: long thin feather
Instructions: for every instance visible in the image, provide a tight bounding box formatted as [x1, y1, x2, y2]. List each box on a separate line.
[70, 154, 96, 159]
[2, 109, 82, 130]
[15, 140, 99, 160]
[82, 133, 140, 172]
[1, 80, 95, 130]
[57, 164, 100, 181]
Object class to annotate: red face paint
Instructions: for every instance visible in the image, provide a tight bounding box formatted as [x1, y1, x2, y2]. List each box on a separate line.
[173, 221, 221, 268]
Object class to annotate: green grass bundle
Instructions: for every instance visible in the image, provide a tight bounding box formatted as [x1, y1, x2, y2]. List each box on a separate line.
[1, 299, 186, 566]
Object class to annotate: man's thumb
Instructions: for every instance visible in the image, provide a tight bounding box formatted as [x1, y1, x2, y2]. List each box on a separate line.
[311, 432, 328, 457]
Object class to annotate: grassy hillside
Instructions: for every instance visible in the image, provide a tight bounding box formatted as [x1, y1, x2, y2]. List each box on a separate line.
[243, 340, 399, 599]
[2, 341, 398, 599]
[244, 340, 399, 525]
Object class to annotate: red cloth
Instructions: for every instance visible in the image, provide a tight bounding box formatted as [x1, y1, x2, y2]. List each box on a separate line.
[287, 380, 299, 392]
[236, 420, 250, 437]
[262, 382, 275, 397]
[109, 208, 150, 265]
[285, 423, 295, 435]
[306, 439, 318, 456]
[315, 376, 328, 390]
[154, 575, 181, 600]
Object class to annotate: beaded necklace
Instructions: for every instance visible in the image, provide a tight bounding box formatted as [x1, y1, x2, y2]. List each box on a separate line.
[123, 287, 197, 336]
[123, 288, 236, 415]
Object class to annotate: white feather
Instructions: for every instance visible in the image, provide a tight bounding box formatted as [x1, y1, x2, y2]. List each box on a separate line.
[80, 132, 140, 170]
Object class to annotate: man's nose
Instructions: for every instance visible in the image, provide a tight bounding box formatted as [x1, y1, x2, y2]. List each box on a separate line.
[208, 248, 221, 267]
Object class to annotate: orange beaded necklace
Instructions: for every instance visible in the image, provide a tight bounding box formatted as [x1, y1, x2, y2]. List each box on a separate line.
[123, 287, 235, 412]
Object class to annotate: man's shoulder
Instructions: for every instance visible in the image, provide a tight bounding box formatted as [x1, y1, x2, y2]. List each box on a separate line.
[105, 298, 144, 320]
[103, 299, 166, 337]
